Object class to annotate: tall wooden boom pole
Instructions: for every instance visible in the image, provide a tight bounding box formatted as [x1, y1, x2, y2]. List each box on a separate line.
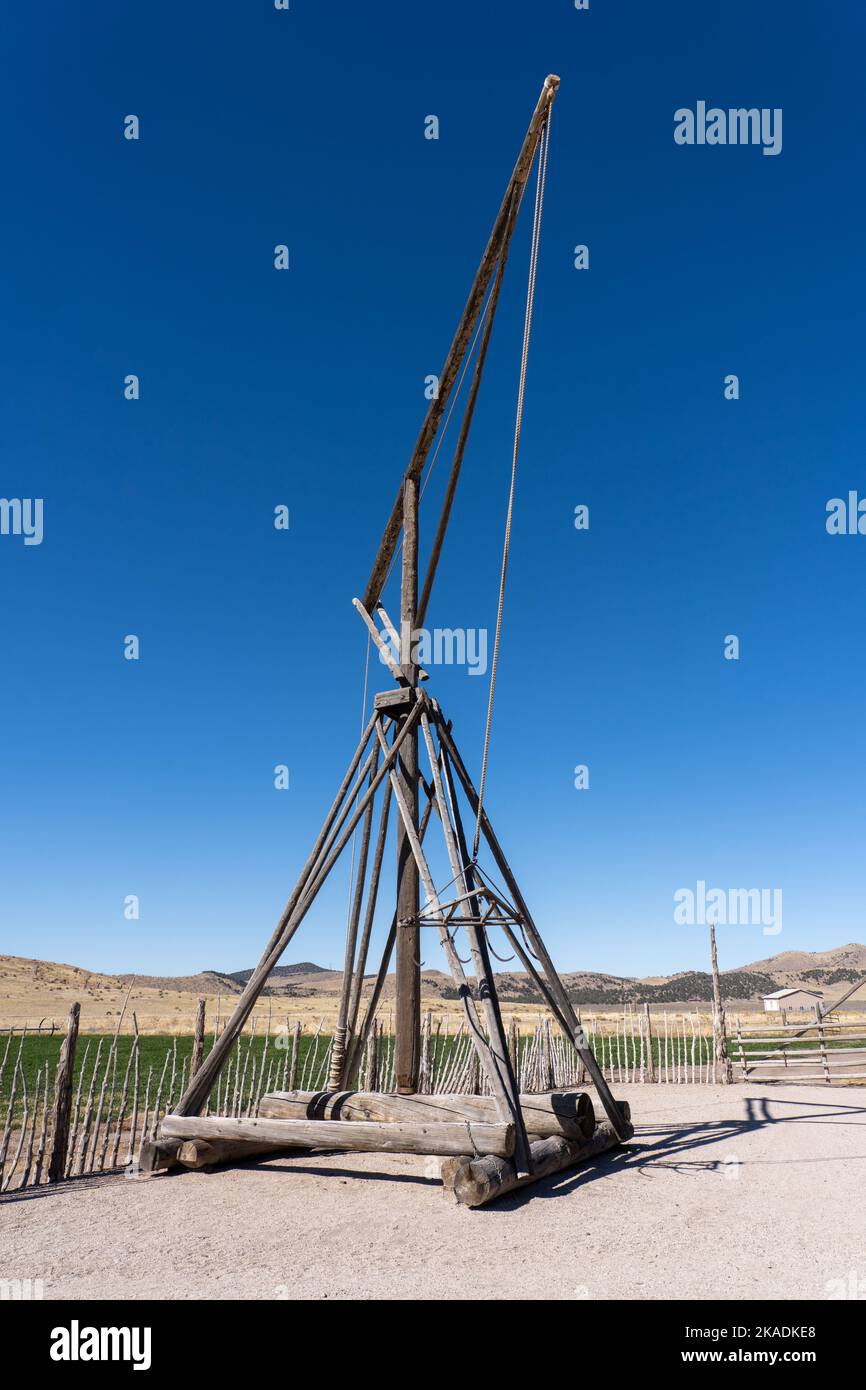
[360, 74, 560, 616]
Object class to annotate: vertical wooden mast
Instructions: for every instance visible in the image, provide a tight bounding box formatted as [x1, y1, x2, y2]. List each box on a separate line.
[395, 477, 421, 1091]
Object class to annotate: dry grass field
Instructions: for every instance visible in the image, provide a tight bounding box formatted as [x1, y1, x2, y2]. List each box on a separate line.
[0, 954, 556, 1035]
[5, 952, 865, 1039]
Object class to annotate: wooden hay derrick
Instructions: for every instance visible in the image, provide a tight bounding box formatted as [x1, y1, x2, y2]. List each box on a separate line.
[142, 73, 635, 1205]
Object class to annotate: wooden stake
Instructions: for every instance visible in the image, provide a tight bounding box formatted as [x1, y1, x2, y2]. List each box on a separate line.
[709, 924, 733, 1084]
[643, 1003, 656, 1084]
[47, 1001, 79, 1183]
[192, 997, 206, 1078]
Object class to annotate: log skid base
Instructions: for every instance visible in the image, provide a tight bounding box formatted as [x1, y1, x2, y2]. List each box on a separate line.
[153, 1089, 632, 1206]
[445, 1117, 633, 1207]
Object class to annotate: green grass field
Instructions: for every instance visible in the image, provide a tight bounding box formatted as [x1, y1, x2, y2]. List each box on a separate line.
[2, 1026, 863, 1130]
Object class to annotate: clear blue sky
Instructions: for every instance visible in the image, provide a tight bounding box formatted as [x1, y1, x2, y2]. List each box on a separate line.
[2, 2, 864, 980]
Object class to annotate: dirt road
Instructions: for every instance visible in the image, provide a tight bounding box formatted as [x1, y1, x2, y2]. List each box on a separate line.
[2, 1084, 864, 1300]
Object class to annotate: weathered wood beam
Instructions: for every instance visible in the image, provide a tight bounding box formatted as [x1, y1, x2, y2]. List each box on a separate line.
[344, 785, 393, 1051]
[395, 477, 421, 1093]
[176, 1139, 296, 1171]
[352, 597, 408, 684]
[259, 1089, 595, 1141]
[329, 745, 381, 1088]
[450, 1118, 632, 1208]
[361, 75, 560, 614]
[161, 1113, 515, 1159]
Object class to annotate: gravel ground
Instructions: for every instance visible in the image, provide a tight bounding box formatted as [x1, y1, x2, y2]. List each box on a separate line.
[2, 1084, 864, 1301]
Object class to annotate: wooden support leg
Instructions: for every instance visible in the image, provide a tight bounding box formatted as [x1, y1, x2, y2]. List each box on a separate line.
[344, 784, 392, 1051]
[421, 712, 531, 1173]
[343, 794, 435, 1086]
[377, 721, 531, 1173]
[329, 746, 381, 1088]
[435, 713, 630, 1142]
[173, 701, 423, 1124]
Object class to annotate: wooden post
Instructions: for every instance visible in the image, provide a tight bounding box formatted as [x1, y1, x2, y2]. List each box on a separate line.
[47, 1002, 79, 1183]
[816, 1005, 831, 1084]
[419, 1011, 432, 1094]
[191, 997, 206, 1078]
[709, 925, 733, 1084]
[643, 1003, 656, 1083]
[395, 477, 420, 1093]
[736, 1016, 748, 1080]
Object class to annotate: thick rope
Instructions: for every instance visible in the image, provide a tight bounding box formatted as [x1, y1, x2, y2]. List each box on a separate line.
[472, 113, 551, 860]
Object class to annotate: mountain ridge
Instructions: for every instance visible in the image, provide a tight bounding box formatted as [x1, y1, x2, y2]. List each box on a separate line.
[4, 942, 865, 1009]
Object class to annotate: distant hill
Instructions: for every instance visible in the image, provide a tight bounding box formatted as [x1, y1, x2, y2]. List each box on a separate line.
[25, 947, 866, 1005]
[3, 945, 865, 1031]
[220, 962, 330, 986]
[735, 943, 866, 982]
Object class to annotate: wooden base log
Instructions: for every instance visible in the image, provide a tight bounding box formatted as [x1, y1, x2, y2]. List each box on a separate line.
[450, 1119, 633, 1208]
[591, 1098, 630, 1127]
[161, 1113, 515, 1159]
[176, 1139, 297, 1171]
[258, 1089, 595, 1141]
[135, 1137, 181, 1176]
